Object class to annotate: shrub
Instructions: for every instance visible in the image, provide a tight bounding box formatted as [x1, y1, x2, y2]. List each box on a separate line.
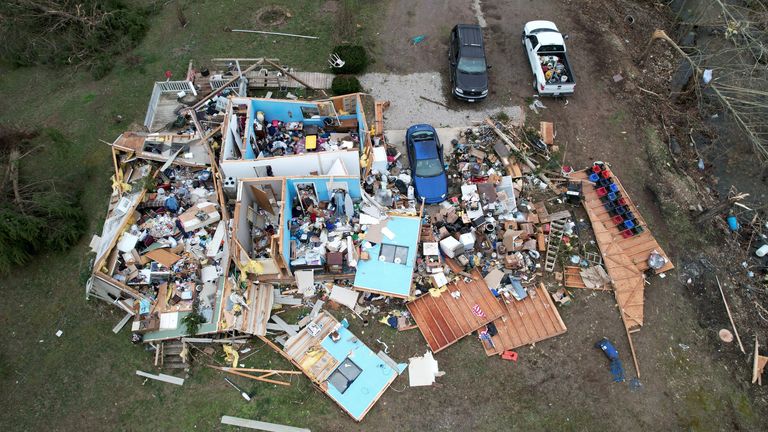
[332, 75, 362, 95]
[331, 45, 369, 74]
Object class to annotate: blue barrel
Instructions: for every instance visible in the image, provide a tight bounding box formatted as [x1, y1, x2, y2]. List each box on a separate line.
[595, 338, 620, 360]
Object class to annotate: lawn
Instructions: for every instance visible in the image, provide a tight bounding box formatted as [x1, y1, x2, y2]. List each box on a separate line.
[0, 1, 379, 430]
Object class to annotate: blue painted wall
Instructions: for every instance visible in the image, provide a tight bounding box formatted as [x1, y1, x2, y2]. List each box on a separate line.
[282, 177, 362, 267]
[321, 325, 398, 420]
[353, 216, 420, 297]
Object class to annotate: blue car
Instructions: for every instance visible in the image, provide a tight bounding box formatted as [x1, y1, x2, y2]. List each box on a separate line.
[406, 124, 448, 204]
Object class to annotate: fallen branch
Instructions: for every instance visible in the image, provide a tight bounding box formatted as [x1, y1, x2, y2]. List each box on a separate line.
[716, 275, 746, 354]
[419, 96, 453, 110]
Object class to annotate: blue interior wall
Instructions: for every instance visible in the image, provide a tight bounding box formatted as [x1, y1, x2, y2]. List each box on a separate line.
[353, 216, 420, 297]
[282, 177, 362, 266]
[250, 99, 327, 126]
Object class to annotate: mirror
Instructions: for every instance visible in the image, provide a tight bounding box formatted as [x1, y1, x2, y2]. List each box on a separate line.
[564, 34, 569, 40]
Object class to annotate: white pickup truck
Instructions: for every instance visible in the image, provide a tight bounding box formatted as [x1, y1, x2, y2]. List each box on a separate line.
[522, 21, 575, 97]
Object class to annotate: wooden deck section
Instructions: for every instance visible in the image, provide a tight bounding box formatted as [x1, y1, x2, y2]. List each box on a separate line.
[572, 170, 674, 273]
[407, 269, 505, 353]
[572, 169, 675, 329]
[151, 93, 183, 132]
[482, 284, 567, 356]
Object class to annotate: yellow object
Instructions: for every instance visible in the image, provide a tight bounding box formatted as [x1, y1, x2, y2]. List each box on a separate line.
[238, 260, 264, 282]
[110, 169, 132, 195]
[429, 286, 448, 297]
[305, 135, 317, 150]
[223, 344, 239, 367]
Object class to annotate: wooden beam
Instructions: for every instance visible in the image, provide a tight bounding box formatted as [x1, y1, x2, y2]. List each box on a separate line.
[136, 370, 184, 386]
[271, 315, 298, 337]
[220, 415, 310, 432]
[191, 62, 261, 110]
[112, 313, 133, 334]
[208, 365, 291, 386]
[716, 275, 746, 353]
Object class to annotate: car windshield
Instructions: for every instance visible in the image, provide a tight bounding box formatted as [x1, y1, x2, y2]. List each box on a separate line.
[457, 57, 486, 74]
[411, 131, 435, 141]
[415, 158, 443, 177]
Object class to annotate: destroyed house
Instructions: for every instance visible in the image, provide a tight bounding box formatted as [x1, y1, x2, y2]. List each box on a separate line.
[87, 135, 230, 342]
[219, 93, 375, 182]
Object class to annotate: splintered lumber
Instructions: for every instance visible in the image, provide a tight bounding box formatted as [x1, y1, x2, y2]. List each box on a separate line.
[229, 368, 302, 375]
[485, 118, 555, 189]
[221, 415, 311, 432]
[753, 336, 768, 385]
[270, 315, 299, 337]
[716, 275, 745, 354]
[136, 370, 184, 386]
[207, 365, 291, 386]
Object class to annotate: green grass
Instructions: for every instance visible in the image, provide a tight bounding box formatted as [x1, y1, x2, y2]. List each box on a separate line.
[0, 1, 377, 430]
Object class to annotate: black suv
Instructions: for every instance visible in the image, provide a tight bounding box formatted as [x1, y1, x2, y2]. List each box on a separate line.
[449, 24, 489, 102]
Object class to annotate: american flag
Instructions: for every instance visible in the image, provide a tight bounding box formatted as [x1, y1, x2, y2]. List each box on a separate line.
[472, 304, 486, 318]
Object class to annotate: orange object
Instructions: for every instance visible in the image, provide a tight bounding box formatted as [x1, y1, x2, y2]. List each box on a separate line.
[501, 350, 518, 362]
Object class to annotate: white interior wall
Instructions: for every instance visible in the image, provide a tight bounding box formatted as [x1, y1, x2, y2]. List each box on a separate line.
[221, 150, 360, 182]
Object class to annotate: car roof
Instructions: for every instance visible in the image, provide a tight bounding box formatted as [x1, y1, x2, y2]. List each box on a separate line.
[455, 24, 484, 47]
[413, 140, 439, 160]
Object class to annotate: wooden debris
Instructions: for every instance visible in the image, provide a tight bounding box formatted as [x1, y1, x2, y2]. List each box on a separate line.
[716, 275, 746, 354]
[207, 365, 292, 386]
[221, 415, 310, 432]
[136, 370, 184, 386]
[753, 336, 768, 385]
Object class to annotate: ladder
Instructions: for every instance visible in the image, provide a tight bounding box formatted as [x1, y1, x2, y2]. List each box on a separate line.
[544, 220, 566, 272]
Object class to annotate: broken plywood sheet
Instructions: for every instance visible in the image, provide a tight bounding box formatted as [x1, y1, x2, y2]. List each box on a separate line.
[482, 284, 567, 356]
[329, 285, 359, 310]
[407, 268, 506, 353]
[295, 270, 315, 297]
[408, 351, 442, 387]
[144, 248, 182, 268]
[580, 266, 612, 289]
[540, 121, 554, 145]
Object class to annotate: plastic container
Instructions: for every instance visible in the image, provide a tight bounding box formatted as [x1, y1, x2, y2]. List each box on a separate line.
[596, 187, 607, 197]
[756, 244, 768, 258]
[607, 192, 617, 201]
[609, 183, 620, 193]
[588, 173, 600, 182]
[592, 165, 602, 173]
[727, 215, 739, 231]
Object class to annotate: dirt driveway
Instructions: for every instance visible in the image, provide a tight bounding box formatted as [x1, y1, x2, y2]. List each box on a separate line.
[340, 0, 768, 431]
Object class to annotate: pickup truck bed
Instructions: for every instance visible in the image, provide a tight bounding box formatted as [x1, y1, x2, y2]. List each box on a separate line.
[538, 51, 573, 86]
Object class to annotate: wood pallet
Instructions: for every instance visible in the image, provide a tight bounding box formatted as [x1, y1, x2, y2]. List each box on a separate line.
[563, 266, 586, 288]
[482, 284, 567, 356]
[407, 269, 506, 353]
